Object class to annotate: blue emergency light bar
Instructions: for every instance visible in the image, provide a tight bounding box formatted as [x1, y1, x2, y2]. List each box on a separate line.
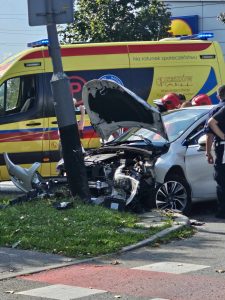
[27, 39, 49, 48]
[179, 32, 214, 40]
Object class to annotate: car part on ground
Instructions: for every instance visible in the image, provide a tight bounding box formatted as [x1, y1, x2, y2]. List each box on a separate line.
[3, 152, 42, 193]
[2, 153, 70, 208]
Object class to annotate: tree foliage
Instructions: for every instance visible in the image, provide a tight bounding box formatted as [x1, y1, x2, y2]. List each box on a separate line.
[218, 12, 225, 24]
[59, 0, 171, 43]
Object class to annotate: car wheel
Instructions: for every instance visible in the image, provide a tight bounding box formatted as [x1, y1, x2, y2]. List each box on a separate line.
[155, 175, 191, 215]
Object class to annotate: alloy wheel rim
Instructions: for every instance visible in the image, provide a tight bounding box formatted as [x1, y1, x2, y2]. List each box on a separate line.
[156, 180, 188, 211]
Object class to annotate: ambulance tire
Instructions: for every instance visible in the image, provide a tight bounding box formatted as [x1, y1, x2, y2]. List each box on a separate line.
[155, 175, 192, 216]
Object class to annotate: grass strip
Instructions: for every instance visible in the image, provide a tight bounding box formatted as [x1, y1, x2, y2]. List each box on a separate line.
[0, 198, 172, 258]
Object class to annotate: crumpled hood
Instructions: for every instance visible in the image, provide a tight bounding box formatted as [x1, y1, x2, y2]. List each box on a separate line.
[82, 79, 168, 141]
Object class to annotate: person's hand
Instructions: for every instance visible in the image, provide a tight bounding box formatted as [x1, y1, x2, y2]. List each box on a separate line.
[79, 105, 85, 115]
[206, 153, 214, 164]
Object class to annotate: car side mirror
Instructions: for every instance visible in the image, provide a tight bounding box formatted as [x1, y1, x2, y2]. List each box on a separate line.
[197, 134, 206, 151]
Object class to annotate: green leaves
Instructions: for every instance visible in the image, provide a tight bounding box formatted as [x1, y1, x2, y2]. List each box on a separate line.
[59, 0, 171, 43]
[218, 13, 225, 23]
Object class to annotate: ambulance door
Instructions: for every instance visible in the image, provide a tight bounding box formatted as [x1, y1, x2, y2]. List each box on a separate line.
[42, 73, 60, 178]
[0, 74, 46, 180]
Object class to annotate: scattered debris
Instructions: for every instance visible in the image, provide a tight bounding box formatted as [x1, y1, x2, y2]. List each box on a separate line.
[4, 290, 14, 294]
[111, 260, 121, 265]
[11, 240, 21, 249]
[152, 242, 160, 248]
[190, 219, 205, 226]
[216, 269, 225, 273]
[53, 201, 73, 210]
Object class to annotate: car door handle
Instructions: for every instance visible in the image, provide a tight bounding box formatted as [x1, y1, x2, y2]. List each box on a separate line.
[51, 121, 58, 124]
[26, 122, 41, 126]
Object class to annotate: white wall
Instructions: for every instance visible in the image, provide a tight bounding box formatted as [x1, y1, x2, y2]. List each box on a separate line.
[165, 1, 225, 57]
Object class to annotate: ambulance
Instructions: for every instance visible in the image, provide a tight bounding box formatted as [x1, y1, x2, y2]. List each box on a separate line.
[0, 32, 224, 180]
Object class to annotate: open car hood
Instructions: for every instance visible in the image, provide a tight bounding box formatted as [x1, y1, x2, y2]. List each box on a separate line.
[82, 79, 168, 141]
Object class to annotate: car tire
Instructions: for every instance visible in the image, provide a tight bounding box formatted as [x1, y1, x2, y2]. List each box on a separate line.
[155, 175, 192, 215]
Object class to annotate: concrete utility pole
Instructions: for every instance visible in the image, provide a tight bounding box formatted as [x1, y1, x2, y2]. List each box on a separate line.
[27, 0, 90, 201]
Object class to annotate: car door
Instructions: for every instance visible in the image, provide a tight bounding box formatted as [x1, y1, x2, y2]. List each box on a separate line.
[185, 130, 216, 199]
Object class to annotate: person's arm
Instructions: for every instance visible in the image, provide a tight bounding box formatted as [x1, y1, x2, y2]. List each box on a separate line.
[205, 133, 214, 164]
[208, 117, 225, 140]
[78, 105, 85, 131]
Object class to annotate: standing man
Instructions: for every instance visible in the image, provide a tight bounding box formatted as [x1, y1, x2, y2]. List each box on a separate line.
[206, 85, 225, 218]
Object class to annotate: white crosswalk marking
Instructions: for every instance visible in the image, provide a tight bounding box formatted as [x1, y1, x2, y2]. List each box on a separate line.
[132, 261, 210, 274]
[16, 284, 107, 300]
[151, 298, 170, 300]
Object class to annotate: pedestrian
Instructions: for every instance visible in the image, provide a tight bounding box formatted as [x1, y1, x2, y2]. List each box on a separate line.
[153, 93, 181, 112]
[180, 94, 212, 108]
[205, 85, 225, 218]
[73, 98, 85, 137]
[180, 100, 192, 108]
[191, 94, 212, 106]
[177, 93, 186, 107]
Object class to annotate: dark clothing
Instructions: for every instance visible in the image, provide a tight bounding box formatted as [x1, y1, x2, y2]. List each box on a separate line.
[213, 106, 225, 134]
[213, 106, 225, 165]
[204, 99, 225, 137]
[205, 102, 225, 216]
[214, 164, 225, 214]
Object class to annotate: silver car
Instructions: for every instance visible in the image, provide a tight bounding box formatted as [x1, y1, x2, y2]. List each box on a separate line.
[82, 79, 216, 214]
[5, 80, 214, 215]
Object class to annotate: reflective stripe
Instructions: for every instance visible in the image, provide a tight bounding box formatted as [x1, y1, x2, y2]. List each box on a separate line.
[222, 143, 225, 164]
[215, 141, 225, 146]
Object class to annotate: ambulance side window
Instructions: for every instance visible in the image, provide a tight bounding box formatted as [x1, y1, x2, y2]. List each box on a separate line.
[5, 78, 20, 112]
[0, 75, 36, 116]
[0, 83, 4, 113]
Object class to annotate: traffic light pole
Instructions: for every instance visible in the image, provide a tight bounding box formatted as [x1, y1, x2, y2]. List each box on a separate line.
[46, 5, 90, 201]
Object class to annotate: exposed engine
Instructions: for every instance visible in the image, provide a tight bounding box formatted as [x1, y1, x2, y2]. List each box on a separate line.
[84, 147, 157, 212]
[3, 145, 160, 212]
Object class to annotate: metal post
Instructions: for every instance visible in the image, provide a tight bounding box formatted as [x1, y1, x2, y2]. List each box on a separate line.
[45, 0, 90, 201]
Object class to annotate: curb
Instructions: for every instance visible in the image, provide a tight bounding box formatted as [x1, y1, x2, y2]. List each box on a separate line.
[120, 212, 190, 252]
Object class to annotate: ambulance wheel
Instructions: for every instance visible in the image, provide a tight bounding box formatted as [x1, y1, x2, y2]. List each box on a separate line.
[155, 175, 191, 215]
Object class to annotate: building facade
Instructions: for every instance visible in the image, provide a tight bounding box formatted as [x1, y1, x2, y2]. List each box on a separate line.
[165, 0, 225, 57]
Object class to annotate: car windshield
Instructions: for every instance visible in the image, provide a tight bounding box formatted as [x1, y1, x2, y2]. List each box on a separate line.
[115, 107, 210, 143]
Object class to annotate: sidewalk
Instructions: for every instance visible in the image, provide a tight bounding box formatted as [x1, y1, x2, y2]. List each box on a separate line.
[0, 210, 190, 280]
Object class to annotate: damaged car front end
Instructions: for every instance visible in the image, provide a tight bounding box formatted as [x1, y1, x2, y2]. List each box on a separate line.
[83, 145, 161, 211]
[3, 79, 169, 212]
[80, 79, 169, 211]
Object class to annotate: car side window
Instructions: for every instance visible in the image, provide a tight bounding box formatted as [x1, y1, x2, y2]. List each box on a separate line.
[0, 75, 36, 116]
[185, 121, 206, 146]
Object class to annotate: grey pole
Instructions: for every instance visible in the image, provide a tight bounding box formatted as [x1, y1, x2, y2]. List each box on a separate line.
[45, 0, 90, 201]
